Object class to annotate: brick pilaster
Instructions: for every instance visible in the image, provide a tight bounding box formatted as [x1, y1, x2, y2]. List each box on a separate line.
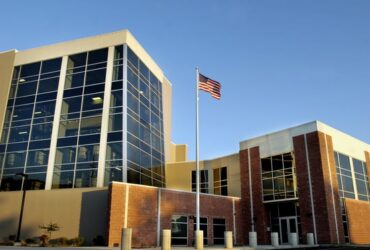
[293, 132, 344, 244]
[239, 148, 251, 245]
[239, 147, 269, 245]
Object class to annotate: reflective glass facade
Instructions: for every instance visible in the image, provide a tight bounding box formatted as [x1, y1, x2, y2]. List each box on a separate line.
[261, 153, 297, 201]
[0, 44, 165, 190]
[0, 58, 62, 190]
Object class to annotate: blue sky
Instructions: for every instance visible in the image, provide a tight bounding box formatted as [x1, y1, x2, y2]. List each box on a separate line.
[1, 0, 369, 160]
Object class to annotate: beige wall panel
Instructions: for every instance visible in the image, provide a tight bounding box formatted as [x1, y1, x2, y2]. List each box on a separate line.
[0, 191, 22, 240]
[169, 143, 188, 163]
[0, 188, 108, 243]
[162, 77, 172, 163]
[166, 161, 202, 191]
[0, 50, 16, 140]
[166, 153, 241, 197]
[204, 153, 241, 197]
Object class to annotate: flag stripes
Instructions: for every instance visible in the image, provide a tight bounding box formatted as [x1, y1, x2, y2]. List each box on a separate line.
[198, 73, 221, 100]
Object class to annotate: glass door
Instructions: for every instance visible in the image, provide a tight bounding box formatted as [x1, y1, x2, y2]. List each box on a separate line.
[279, 216, 297, 244]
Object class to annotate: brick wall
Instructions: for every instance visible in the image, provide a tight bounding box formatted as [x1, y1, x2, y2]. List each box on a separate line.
[293, 132, 344, 244]
[345, 199, 370, 244]
[239, 148, 250, 245]
[107, 182, 242, 247]
[239, 147, 269, 245]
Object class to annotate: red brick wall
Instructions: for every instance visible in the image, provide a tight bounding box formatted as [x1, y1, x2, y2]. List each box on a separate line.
[345, 199, 370, 244]
[107, 182, 242, 247]
[128, 185, 158, 247]
[106, 183, 126, 246]
[293, 132, 344, 244]
[239, 147, 269, 245]
[239, 148, 251, 245]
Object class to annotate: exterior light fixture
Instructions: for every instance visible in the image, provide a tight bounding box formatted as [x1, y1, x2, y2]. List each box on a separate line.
[92, 96, 103, 104]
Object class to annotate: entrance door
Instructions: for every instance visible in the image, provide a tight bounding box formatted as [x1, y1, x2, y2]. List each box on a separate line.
[279, 216, 297, 244]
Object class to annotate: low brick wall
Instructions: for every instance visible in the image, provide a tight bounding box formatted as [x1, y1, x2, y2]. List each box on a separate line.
[106, 182, 242, 247]
[345, 198, 370, 244]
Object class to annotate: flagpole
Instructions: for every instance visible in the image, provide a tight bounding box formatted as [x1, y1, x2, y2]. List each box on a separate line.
[195, 67, 200, 234]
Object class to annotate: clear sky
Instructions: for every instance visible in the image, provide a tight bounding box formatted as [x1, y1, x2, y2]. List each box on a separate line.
[1, 0, 369, 160]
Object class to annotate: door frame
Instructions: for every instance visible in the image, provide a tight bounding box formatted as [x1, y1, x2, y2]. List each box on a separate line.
[278, 216, 298, 244]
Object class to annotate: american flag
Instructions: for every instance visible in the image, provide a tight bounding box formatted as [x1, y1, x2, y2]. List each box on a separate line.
[198, 73, 221, 100]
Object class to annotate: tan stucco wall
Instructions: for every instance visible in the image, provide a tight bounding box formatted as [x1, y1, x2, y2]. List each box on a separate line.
[165, 153, 241, 197]
[0, 50, 16, 140]
[162, 77, 172, 163]
[0, 188, 108, 243]
[169, 143, 188, 163]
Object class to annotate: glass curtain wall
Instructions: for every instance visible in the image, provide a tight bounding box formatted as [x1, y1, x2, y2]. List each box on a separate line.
[105, 45, 124, 185]
[52, 48, 108, 188]
[0, 58, 62, 190]
[0, 44, 166, 190]
[261, 153, 297, 201]
[334, 151, 369, 243]
[126, 46, 165, 187]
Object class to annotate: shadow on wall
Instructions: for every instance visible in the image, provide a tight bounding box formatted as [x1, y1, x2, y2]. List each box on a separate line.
[0, 194, 34, 241]
[79, 189, 108, 245]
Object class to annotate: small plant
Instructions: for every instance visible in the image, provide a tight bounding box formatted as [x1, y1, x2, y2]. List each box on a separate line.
[39, 222, 60, 239]
[39, 234, 49, 247]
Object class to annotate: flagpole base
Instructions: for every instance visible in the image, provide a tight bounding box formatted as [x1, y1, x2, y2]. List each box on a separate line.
[195, 230, 203, 250]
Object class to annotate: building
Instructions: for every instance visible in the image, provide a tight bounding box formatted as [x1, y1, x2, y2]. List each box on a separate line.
[0, 30, 369, 247]
[0, 30, 172, 191]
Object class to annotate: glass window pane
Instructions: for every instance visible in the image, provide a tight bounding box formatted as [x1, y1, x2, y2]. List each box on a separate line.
[31, 123, 53, 140]
[111, 90, 123, 107]
[85, 69, 106, 85]
[339, 153, 351, 171]
[74, 169, 97, 188]
[104, 167, 122, 186]
[342, 176, 354, 193]
[20, 62, 41, 77]
[353, 159, 364, 174]
[82, 93, 104, 111]
[34, 101, 55, 118]
[9, 126, 30, 142]
[272, 155, 283, 170]
[108, 113, 122, 132]
[65, 72, 85, 89]
[58, 119, 79, 137]
[52, 171, 73, 189]
[13, 105, 33, 121]
[127, 47, 138, 68]
[38, 77, 59, 93]
[88, 48, 108, 64]
[55, 147, 76, 164]
[41, 58, 61, 73]
[67, 53, 87, 69]
[5, 151, 26, 168]
[79, 116, 101, 135]
[61, 97, 82, 115]
[106, 142, 123, 160]
[77, 145, 99, 162]
[17, 81, 37, 97]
